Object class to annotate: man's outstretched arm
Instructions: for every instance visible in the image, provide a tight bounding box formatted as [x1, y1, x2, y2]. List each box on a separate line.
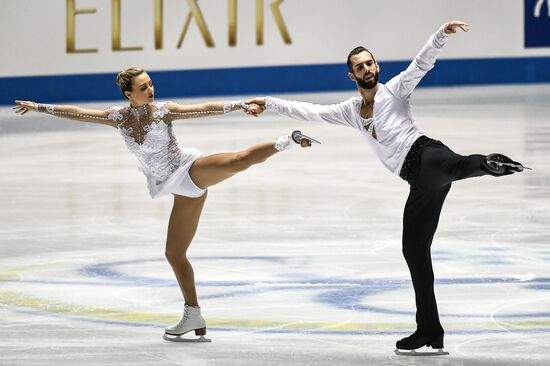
[386, 20, 469, 100]
[246, 96, 356, 128]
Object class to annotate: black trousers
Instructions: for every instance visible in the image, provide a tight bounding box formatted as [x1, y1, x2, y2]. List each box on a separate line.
[401, 137, 487, 336]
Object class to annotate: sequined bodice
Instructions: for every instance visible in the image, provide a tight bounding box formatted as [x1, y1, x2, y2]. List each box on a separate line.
[112, 102, 184, 182]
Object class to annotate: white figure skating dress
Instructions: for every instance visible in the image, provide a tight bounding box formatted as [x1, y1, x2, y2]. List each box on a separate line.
[109, 101, 206, 198]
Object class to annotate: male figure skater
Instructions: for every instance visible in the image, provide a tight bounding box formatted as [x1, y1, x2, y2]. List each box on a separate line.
[248, 20, 529, 354]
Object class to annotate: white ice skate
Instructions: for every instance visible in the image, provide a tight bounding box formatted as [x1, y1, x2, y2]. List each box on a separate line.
[163, 305, 211, 343]
[274, 130, 321, 151]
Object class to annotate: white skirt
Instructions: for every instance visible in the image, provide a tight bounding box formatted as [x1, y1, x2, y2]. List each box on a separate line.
[142, 148, 206, 199]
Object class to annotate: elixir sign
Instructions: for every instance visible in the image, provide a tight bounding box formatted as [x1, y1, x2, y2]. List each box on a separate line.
[66, 0, 292, 53]
[525, 0, 550, 47]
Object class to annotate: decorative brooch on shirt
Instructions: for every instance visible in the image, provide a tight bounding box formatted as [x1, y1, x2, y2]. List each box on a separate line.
[362, 118, 377, 140]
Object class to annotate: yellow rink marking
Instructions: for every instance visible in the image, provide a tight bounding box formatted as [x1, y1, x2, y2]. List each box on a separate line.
[1, 290, 549, 333]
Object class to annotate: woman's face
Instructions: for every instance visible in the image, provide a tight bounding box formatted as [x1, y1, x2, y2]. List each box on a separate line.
[125, 72, 154, 106]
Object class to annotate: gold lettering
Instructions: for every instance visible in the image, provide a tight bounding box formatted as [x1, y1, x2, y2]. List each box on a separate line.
[66, 0, 98, 53]
[256, 0, 292, 45]
[177, 0, 215, 48]
[270, 0, 291, 44]
[256, 0, 263, 45]
[155, 0, 163, 49]
[112, 0, 143, 51]
[228, 0, 237, 46]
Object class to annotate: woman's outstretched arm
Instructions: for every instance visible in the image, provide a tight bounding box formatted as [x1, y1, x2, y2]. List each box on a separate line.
[165, 100, 262, 122]
[13, 100, 120, 127]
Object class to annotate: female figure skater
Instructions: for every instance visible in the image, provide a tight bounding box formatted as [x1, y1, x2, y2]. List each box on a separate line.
[13, 67, 318, 342]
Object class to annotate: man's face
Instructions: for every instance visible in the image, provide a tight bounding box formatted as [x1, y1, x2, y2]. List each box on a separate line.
[349, 51, 379, 90]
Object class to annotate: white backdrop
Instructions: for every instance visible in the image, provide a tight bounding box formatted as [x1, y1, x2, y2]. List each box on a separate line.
[2, 0, 550, 77]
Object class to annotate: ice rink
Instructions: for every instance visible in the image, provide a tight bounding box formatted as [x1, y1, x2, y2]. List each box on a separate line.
[1, 85, 549, 365]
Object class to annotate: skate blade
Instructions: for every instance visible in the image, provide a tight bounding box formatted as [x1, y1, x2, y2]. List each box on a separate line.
[163, 333, 212, 343]
[490, 162, 532, 171]
[292, 130, 321, 145]
[394, 348, 449, 356]
[300, 133, 321, 144]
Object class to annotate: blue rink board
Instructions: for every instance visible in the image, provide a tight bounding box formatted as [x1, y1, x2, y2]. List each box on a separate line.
[1, 56, 550, 105]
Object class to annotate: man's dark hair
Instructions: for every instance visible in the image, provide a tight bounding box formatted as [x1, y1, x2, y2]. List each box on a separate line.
[347, 46, 376, 72]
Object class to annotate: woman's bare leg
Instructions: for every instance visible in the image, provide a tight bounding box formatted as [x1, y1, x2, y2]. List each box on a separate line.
[189, 142, 279, 189]
[165, 192, 208, 306]
[166, 138, 303, 306]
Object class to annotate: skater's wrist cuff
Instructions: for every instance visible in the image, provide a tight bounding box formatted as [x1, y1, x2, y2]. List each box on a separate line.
[36, 103, 55, 114]
[432, 25, 449, 48]
[223, 100, 248, 113]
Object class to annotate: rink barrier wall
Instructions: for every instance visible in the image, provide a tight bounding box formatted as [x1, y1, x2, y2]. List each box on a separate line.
[2, 55, 550, 105]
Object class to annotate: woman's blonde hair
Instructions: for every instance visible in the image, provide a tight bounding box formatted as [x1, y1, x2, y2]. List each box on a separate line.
[115, 67, 145, 99]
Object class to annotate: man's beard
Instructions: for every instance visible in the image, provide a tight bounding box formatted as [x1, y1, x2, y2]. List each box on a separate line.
[355, 71, 378, 89]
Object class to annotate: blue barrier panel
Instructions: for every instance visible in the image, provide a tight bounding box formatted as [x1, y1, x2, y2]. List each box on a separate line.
[2, 57, 550, 105]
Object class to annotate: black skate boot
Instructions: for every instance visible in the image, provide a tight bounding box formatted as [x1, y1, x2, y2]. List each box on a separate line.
[481, 153, 531, 176]
[394, 331, 448, 356]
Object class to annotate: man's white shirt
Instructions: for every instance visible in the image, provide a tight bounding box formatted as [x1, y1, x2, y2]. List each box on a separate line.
[265, 25, 449, 176]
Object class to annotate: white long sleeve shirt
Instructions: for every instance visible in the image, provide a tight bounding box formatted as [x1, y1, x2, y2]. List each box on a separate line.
[265, 25, 449, 176]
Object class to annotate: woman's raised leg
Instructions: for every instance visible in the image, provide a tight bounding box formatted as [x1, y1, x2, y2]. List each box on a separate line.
[189, 141, 280, 189]
[189, 131, 317, 189]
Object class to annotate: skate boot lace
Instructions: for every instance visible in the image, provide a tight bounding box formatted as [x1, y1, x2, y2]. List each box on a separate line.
[179, 305, 202, 324]
[175, 309, 192, 326]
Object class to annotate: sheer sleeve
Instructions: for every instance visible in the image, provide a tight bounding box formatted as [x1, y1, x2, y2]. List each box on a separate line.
[265, 96, 357, 128]
[36, 103, 125, 127]
[164, 101, 233, 122]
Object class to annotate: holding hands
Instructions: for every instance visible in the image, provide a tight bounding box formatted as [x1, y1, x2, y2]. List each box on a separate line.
[243, 103, 264, 117]
[242, 101, 265, 117]
[243, 97, 266, 117]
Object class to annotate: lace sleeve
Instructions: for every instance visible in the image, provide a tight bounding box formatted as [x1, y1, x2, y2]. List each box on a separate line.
[35, 103, 122, 126]
[163, 100, 249, 121]
[107, 106, 127, 125]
